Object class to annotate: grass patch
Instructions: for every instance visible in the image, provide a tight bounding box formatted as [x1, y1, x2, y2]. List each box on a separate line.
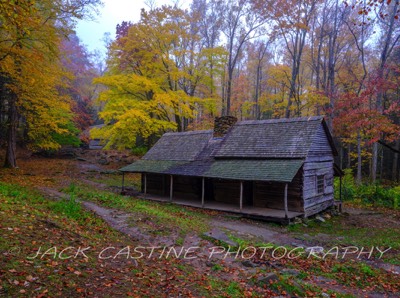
[90, 172, 141, 189]
[205, 278, 243, 297]
[49, 197, 85, 222]
[288, 216, 400, 264]
[63, 183, 210, 236]
[269, 275, 305, 297]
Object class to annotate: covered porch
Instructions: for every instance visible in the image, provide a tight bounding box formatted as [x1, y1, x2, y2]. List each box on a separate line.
[135, 191, 303, 222]
[120, 158, 306, 223]
[121, 172, 304, 223]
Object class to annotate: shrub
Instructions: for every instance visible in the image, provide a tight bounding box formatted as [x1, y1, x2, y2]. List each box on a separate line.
[131, 146, 148, 156]
[334, 168, 355, 201]
[356, 184, 400, 209]
[334, 169, 400, 209]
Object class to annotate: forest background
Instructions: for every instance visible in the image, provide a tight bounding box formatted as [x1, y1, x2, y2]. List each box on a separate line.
[1, 0, 400, 187]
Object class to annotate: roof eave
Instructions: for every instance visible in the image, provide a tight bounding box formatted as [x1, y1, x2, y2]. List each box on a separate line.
[321, 118, 339, 156]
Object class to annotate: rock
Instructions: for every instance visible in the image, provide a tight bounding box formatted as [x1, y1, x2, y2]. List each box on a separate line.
[293, 217, 303, 224]
[321, 293, 330, 298]
[281, 269, 300, 277]
[269, 262, 283, 270]
[203, 228, 238, 247]
[242, 260, 258, 268]
[257, 273, 279, 285]
[315, 215, 325, 223]
[323, 213, 331, 219]
[305, 246, 324, 254]
[291, 242, 303, 248]
[98, 158, 110, 165]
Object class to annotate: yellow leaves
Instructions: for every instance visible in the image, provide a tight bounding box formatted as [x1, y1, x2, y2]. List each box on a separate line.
[91, 108, 176, 150]
[92, 5, 226, 149]
[300, 87, 329, 115]
[93, 75, 198, 149]
[0, 0, 87, 151]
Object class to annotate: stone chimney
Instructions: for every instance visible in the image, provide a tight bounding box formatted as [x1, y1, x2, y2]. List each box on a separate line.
[213, 116, 238, 138]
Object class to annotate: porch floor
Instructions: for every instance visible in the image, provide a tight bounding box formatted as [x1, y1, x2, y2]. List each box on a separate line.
[136, 193, 304, 223]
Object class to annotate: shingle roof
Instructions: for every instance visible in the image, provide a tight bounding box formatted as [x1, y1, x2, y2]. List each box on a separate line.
[120, 158, 302, 182]
[203, 159, 303, 182]
[120, 160, 186, 173]
[214, 116, 324, 159]
[120, 116, 335, 182]
[143, 130, 213, 161]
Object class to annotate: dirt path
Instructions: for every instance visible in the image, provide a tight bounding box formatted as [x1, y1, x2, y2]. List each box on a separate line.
[211, 217, 306, 246]
[37, 186, 389, 297]
[82, 201, 181, 246]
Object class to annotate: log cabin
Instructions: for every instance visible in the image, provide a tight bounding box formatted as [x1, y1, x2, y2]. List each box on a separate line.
[120, 116, 343, 223]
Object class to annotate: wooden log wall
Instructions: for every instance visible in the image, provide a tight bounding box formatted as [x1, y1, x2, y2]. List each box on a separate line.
[253, 170, 303, 212]
[303, 124, 335, 217]
[173, 176, 201, 200]
[145, 173, 166, 196]
[212, 180, 254, 206]
[145, 174, 202, 200]
[213, 179, 240, 205]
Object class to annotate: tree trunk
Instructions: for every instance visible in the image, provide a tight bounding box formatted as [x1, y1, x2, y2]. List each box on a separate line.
[356, 130, 362, 185]
[347, 144, 351, 169]
[226, 69, 232, 116]
[371, 142, 378, 183]
[340, 145, 343, 170]
[254, 63, 261, 119]
[392, 140, 400, 181]
[4, 95, 17, 168]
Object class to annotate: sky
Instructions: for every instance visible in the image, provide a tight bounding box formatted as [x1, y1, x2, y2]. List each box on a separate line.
[75, 0, 173, 57]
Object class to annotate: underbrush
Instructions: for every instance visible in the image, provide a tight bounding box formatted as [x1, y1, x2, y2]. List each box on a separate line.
[335, 169, 400, 209]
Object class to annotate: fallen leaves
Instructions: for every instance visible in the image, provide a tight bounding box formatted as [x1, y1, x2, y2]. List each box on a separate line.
[2, 156, 400, 297]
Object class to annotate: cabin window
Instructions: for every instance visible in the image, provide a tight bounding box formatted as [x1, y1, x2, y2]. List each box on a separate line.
[316, 175, 325, 194]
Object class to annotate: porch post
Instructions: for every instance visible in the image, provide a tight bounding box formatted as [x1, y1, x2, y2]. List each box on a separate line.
[284, 183, 288, 219]
[121, 172, 125, 194]
[143, 173, 147, 197]
[239, 181, 243, 211]
[170, 175, 173, 201]
[201, 177, 205, 208]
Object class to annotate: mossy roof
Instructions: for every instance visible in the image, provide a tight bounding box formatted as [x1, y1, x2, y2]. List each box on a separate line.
[120, 117, 336, 182]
